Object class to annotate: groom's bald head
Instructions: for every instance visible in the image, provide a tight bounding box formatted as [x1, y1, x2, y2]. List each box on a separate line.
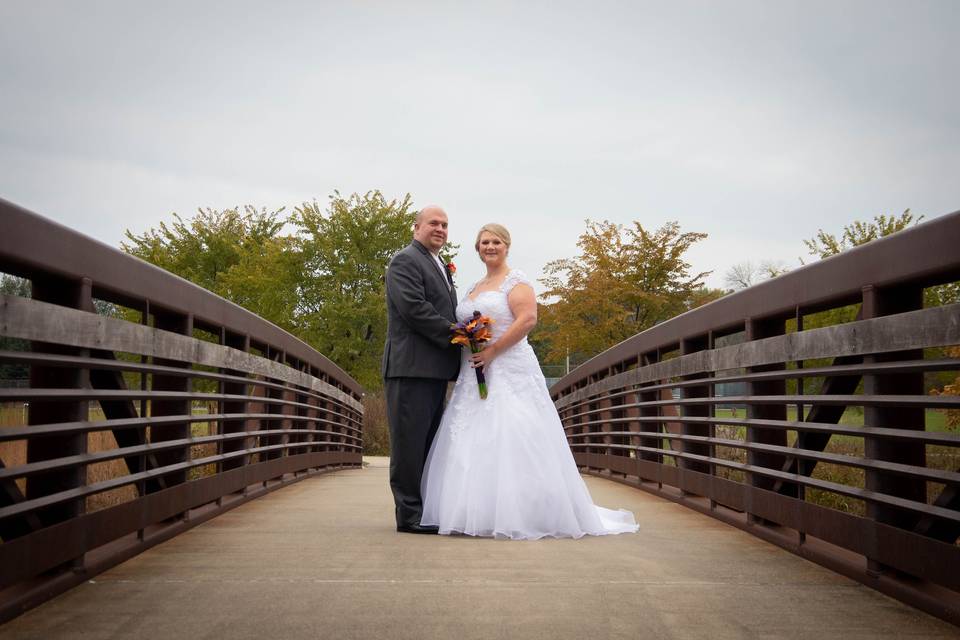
[415, 205, 446, 225]
[413, 205, 449, 253]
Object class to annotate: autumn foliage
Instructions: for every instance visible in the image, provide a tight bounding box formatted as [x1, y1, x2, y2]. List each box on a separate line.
[535, 219, 721, 366]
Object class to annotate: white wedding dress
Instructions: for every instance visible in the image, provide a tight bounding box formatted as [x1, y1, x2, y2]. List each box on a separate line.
[420, 270, 639, 539]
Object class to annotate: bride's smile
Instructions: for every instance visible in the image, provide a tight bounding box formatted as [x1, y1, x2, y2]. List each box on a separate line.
[478, 233, 507, 266]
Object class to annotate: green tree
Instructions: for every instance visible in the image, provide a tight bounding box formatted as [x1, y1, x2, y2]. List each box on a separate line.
[803, 209, 922, 259]
[801, 209, 958, 311]
[797, 209, 959, 394]
[797, 212, 924, 387]
[215, 234, 303, 333]
[294, 190, 427, 390]
[801, 209, 928, 330]
[121, 195, 426, 391]
[536, 219, 712, 364]
[0, 273, 30, 297]
[122, 205, 300, 335]
[686, 287, 728, 310]
[0, 274, 31, 383]
[122, 206, 289, 295]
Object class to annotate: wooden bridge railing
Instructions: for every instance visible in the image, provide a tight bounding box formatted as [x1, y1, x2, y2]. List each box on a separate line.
[0, 199, 364, 622]
[551, 209, 960, 626]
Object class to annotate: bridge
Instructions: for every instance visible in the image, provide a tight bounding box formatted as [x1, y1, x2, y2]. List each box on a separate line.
[1, 199, 959, 637]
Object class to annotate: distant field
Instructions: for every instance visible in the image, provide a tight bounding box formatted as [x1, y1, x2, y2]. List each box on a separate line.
[2, 401, 956, 518]
[713, 405, 949, 430]
[0, 402, 219, 511]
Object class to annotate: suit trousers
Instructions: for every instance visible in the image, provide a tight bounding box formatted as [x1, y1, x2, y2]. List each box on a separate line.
[385, 376, 448, 527]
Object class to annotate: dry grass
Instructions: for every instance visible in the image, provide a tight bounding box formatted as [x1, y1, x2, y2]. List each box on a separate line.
[707, 407, 959, 517]
[0, 404, 27, 497]
[714, 423, 747, 483]
[1, 402, 222, 512]
[363, 392, 390, 456]
[0, 402, 28, 427]
[85, 431, 139, 512]
[3, 397, 957, 520]
[188, 414, 219, 481]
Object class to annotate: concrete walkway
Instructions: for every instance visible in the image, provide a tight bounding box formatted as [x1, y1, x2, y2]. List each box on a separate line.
[2, 458, 958, 640]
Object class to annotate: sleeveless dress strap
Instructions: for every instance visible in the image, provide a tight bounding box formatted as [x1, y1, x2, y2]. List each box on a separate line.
[500, 269, 533, 294]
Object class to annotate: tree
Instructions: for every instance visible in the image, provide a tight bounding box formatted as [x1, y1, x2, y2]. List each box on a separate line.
[0, 273, 30, 297]
[536, 219, 711, 364]
[686, 287, 728, 309]
[122, 206, 289, 295]
[723, 260, 789, 290]
[801, 210, 958, 311]
[723, 261, 756, 290]
[803, 209, 921, 260]
[294, 191, 427, 390]
[798, 209, 959, 395]
[122, 194, 431, 391]
[798, 211, 925, 341]
[0, 275, 30, 383]
[215, 234, 303, 333]
[123, 205, 301, 334]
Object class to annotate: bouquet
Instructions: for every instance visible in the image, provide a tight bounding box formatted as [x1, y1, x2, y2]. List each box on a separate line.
[451, 310, 494, 399]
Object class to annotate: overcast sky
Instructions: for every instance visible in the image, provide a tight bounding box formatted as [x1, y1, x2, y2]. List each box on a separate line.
[1, 0, 958, 293]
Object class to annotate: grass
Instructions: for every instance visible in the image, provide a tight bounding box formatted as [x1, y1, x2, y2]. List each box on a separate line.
[362, 392, 390, 457]
[715, 405, 949, 429]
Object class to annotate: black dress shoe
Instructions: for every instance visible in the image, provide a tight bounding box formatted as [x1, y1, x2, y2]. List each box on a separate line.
[397, 523, 440, 534]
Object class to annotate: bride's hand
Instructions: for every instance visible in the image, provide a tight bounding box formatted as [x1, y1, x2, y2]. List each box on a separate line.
[469, 344, 497, 368]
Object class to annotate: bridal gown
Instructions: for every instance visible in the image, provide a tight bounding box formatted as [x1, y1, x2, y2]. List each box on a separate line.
[420, 270, 639, 539]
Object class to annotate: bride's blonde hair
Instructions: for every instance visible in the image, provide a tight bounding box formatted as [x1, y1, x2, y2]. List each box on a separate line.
[474, 223, 511, 253]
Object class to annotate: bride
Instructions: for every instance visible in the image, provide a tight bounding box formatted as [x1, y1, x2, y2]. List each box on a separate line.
[420, 223, 639, 539]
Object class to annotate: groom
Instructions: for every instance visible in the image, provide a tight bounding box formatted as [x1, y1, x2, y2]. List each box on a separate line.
[382, 205, 460, 534]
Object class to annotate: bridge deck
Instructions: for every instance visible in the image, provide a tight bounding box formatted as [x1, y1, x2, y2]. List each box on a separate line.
[3, 458, 957, 640]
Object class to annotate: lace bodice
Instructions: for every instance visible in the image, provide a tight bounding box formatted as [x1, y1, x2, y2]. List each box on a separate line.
[450, 269, 542, 388]
[457, 269, 533, 341]
[444, 269, 550, 438]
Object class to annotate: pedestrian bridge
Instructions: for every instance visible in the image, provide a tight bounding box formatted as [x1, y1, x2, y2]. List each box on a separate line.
[1, 199, 959, 636]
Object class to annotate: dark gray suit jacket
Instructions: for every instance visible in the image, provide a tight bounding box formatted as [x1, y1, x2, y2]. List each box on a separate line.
[382, 240, 460, 380]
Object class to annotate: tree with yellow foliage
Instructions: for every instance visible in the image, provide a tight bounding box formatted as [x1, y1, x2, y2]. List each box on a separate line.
[536, 219, 717, 365]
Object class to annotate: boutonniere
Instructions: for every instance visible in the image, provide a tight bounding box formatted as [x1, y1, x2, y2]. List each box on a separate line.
[441, 254, 456, 280]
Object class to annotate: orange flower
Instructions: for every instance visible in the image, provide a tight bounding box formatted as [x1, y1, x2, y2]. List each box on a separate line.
[450, 312, 495, 346]
[473, 327, 492, 342]
[449, 311, 495, 399]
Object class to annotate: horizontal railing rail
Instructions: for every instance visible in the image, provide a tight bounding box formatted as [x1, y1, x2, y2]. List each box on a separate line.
[0, 199, 364, 623]
[551, 209, 960, 626]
